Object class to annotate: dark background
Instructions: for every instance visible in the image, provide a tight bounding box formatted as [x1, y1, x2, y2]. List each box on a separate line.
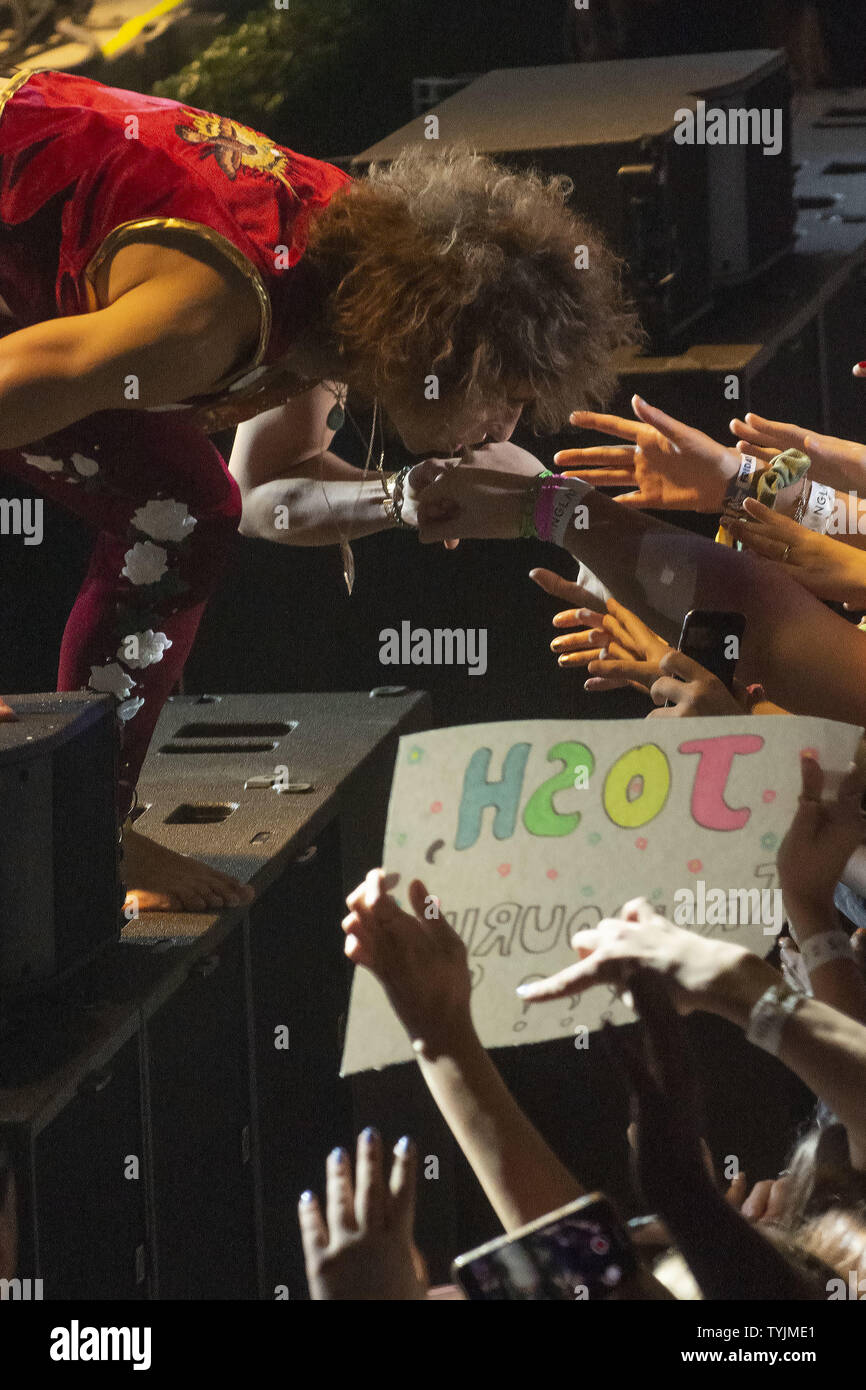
[3, 0, 865, 1267]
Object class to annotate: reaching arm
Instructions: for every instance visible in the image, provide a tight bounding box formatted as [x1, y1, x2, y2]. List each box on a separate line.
[518, 902, 866, 1170]
[615, 972, 825, 1301]
[775, 753, 866, 1026]
[715, 964, 866, 1170]
[341, 870, 584, 1232]
[414, 454, 866, 726]
[416, 1031, 586, 1232]
[731, 411, 866, 496]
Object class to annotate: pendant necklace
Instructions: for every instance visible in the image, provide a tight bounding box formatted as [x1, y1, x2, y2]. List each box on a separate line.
[320, 384, 382, 595]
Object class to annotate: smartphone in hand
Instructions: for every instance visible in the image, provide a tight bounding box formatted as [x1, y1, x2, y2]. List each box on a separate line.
[451, 1193, 639, 1301]
[675, 609, 747, 693]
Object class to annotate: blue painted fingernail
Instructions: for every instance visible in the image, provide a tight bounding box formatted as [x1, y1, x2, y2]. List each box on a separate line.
[299, 1190, 315, 1204]
[329, 1147, 347, 1163]
[395, 1135, 412, 1154]
[362, 1127, 379, 1144]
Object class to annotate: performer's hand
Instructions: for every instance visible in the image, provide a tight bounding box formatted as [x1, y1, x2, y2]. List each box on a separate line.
[555, 396, 740, 512]
[401, 460, 461, 548]
[730, 412, 866, 491]
[342, 868, 473, 1058]
[725, 498, 866, 606]
[646, 649, 745, 718]
[0, 698, 17, 722]
[409, 442, 543, 498]
[458, 440, 549, 478]
[414, 461, 532, 542]
[299, 1132, 427, 1301]
[413, 441, 568, 541]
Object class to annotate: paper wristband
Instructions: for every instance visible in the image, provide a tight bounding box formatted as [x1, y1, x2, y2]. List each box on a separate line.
[725, 454, 757, 507]
[799, 930, 855, 974]
[535, 477, 593, 546]
[778, 938, 812, 996]
[801, 480, 836, 533]
[745, 985, 803, 1055]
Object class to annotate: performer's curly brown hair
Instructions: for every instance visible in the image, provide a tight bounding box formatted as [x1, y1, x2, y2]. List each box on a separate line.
[305, 146, 643, 430]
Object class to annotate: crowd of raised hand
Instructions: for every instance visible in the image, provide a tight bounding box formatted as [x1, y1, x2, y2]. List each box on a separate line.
[300, 397, 866, 1301]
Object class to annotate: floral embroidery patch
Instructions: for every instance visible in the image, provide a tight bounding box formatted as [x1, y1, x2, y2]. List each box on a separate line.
[117, 630, 174, 669]
[122, 541, 169, 586]
[23, 452, 64, 473]
[117, 697, 145, 722]
[88, 663, 137, 701]
[132, 499, 197, 543]
[71, 452, 99, 477]
[175, 111, 299, 195]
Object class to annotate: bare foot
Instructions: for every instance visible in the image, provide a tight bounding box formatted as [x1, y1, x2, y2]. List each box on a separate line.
[122, 827, 256, 913]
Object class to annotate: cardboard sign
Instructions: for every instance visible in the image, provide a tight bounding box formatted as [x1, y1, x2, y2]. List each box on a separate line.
[341, 716, 862, 1073]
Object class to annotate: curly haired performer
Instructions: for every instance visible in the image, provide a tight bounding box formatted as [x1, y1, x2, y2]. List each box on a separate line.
[0, 67, 636, 910]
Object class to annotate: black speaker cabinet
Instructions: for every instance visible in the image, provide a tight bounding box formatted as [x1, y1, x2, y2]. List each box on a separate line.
[1, 1002, 149, 1301]
[354, 50, 794, 346]
[0, 693, 122, 1004]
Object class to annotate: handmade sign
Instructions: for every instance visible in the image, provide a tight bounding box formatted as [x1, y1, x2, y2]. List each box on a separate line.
[341, 716, 863, 1073]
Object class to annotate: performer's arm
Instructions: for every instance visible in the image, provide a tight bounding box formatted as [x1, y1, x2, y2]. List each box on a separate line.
[230, 386, 402, 545]
[0, 261, 257, 449]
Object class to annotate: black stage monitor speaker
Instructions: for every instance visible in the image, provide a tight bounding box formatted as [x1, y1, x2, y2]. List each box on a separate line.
[0, 693, 122, 1000]
[354, 51, 794, 347]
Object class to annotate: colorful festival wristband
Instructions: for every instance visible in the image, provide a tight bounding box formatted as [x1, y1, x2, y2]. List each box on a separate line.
[534, 476, 593, 546]
[801, 480, 836, 534]
[519, 470, 553, 538]
[725, 453, 757, 507]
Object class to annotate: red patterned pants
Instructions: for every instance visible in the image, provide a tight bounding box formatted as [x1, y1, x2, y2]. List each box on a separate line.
[1, 409, 242, 816]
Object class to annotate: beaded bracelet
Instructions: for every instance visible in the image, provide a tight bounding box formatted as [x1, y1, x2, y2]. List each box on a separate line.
[389, 464, 415, 530]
